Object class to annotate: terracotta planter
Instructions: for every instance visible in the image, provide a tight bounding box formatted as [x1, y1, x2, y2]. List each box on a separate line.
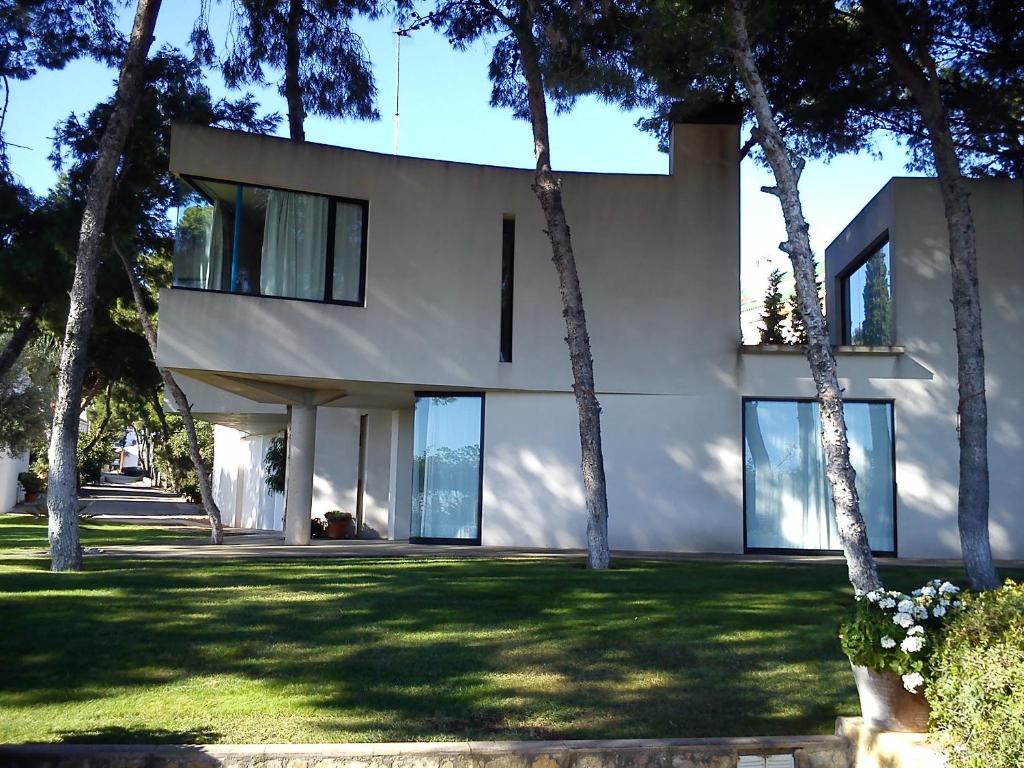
[851, 663, 930, 732]
[325, 519, 356, 540]
[24, 491, 38, 503]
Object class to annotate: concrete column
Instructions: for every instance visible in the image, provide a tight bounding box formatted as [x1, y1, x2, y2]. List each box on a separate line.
[284, 403, 317, 545]
[386, 408, 414, 541]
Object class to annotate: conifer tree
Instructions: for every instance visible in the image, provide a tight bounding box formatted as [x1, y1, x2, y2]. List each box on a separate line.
[758, 268, 787, 344]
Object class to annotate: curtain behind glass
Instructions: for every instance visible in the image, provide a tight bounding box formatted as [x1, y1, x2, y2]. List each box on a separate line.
[411, 396, 482, 540]
[260, 190, 329, 300]
[744, 400, 894, 552]
[332, 202, 363, 302]
[172, 202, 219, 289]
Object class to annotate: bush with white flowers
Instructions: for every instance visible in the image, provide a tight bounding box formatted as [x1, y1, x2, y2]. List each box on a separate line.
[839, 579, 963, 693]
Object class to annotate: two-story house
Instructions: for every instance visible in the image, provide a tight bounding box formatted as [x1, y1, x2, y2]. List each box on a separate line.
[155, 120, 1024, 560]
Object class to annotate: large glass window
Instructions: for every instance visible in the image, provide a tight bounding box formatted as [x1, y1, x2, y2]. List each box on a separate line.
[744, 399, 895, 553]
[411, 395, 484, 542]
[842, 239, 893, 345]
[171, 179, 367, 305]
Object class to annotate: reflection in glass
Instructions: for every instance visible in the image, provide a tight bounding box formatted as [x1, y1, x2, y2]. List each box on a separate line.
[844, 241, 893, 345]
[744, 400, 894, 552]
[332, 201, 364, 302]
[411, 396, 483, 541]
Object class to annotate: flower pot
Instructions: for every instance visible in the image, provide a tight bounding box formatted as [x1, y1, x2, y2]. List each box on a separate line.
[325, 519, 355, 540]
[24, 491, 38, 503]
[851, 663, 930, 732]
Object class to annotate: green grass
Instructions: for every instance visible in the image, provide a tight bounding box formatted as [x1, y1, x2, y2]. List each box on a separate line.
[2, 522, 1009, 746]
[0, 514, 196, 552]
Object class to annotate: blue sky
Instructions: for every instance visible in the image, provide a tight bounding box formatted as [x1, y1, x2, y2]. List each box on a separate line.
[6, 1, 920, 333]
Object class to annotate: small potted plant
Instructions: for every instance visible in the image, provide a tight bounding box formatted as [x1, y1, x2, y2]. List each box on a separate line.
[324, 510, 356, 540]
[839, 579, 963, 732]
[17, 471, 43, 503]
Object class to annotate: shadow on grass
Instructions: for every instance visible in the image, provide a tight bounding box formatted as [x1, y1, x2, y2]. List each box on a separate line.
[2, 556, 1012, 743]
[51, 726, 222, 745]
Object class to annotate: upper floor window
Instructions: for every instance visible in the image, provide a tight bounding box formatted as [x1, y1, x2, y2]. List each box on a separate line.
[841, 238, 893, 345]
[171, 178, 367, 306]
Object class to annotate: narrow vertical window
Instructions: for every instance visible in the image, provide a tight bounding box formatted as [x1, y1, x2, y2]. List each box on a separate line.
[500, 217, 515, 362]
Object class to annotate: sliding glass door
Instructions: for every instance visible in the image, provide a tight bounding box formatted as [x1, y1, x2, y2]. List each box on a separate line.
[743, 399, 895, 554]
[410, 394, 484, 543]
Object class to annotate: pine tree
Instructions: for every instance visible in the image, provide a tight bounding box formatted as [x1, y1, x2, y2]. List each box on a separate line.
[859, 251, 893, 345]
[787, 275, 823, 346]
[758, 268, 787, 344]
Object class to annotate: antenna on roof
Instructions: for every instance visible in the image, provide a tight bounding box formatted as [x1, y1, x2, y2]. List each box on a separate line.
[393, 29, 402, 155]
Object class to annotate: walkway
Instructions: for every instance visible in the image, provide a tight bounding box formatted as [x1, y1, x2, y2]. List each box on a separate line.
[79, 474, 210, 530]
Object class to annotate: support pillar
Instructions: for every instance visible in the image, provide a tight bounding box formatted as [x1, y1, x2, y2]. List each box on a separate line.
[284, 403, 317, 545]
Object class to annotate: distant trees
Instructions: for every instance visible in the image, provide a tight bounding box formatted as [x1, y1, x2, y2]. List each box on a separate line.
[853, 252, 893, 346]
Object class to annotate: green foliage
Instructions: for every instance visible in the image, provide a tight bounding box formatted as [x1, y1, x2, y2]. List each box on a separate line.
[324, 510, 353, 522]
[77, 434, 114, 486]
[839, 580, 964, 693]
[929, 580, 1024, 768]
[758, 268, 788, 344]
[153, 415, 214, 503]
[0, 337, 57, 455]
[854, 251, 893, 345]
[787, 276, 823, 346]
[264, 434, 286, 494]
[16, 471, 42, 495]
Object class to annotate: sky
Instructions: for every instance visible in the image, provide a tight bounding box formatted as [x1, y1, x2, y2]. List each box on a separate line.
[5, 2, 922, 337]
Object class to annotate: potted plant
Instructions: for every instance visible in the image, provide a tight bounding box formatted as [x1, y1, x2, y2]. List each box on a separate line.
[324, 510, 356, 540]
[839, 579, 963, 732]
[17, 471, 43, 503]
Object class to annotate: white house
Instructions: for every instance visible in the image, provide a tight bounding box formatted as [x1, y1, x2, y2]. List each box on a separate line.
[0, 451, 30, 512]
[155, 121, 1024, 560]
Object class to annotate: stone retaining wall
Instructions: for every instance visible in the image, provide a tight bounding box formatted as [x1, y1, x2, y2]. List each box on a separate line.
[0, 736, 849, 768]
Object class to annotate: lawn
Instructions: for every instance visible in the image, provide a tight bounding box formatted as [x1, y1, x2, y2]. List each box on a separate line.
[0, 516, 1001, 745]
[0, 514, 196, 552]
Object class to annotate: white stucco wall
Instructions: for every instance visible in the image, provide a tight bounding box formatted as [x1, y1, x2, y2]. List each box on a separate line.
[213, 425, 285, 530]
[0, 452, 30, 513]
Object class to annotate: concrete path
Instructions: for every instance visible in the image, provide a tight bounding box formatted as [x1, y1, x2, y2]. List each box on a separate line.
[78, 475, 211, 529]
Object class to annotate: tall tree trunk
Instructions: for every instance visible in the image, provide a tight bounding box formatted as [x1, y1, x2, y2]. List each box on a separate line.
[863, 0, 998, 590]
[0, 303, 42, 380]
[46, 0, 162, 572]
[512, 10, 610, 570]
[80, 380, 114, 458]
[728, 0, 882, 594]
[284, 0, 305, 142]
[115, 241, 224, 544]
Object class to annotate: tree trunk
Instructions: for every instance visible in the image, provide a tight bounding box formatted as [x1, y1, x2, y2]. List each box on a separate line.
[284, 0, 305, 142]
[46, 0, 162, 572]
[0, 303, 42, 380]
[115, 240, 224, 544]
[728, 0, 882, 594]
[80, 380, 114, 457]
[512, 12, 610, 570]
[152, 392, 182, 492]
[863, 0, 998, 590]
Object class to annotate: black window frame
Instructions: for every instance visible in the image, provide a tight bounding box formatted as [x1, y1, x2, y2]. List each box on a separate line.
[408, 391, 486, 547]
[173, 174, 369, 308]
[838, 233, 892, 346]
[499, 217, 515, 363]
[740, 395, 898, 558]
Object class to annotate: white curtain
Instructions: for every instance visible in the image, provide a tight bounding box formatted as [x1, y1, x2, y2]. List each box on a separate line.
[744, 400, 893, 552]
[260, 190, 329, 300]
[202, 201, 225, 291]
[332, 202, 363, 302]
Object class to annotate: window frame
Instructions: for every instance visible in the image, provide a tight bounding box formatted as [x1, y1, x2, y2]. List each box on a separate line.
[740, 395, 898, 557]
[499, 217, 515, 363]
[173, 174, 369, 307]
[838, 233, 892, 345]
[408, 390, 486, 546]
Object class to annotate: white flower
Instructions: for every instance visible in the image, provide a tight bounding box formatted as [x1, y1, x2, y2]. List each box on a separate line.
[880, 636, 896, 649]
[893, 612, 915, 628]
[901, 634, 926, 653]
[902, 672, 925, 693]
[908, 625, 925, 635]
[932, 605, 946, 618]
[879, 597, 897, 609]
[920, 585, 937, 597]
[865, 590, 883, 603]
[939, 581, 959, 595]
[913, 605, 929, 620]
[897, 599, 915, 614]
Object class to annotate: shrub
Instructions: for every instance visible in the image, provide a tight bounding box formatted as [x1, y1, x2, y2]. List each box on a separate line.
[17, 471, 42, 495]
[324, 510, 353, 523]
[838, 579, 963, 693]
[77, 437, 114, 486]
[928, 580, 1024, 768]
[264, 434, 285, 494]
